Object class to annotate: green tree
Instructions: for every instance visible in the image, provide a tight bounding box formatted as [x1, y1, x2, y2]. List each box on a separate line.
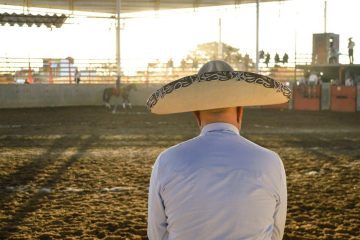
[186, 42, 253, 69]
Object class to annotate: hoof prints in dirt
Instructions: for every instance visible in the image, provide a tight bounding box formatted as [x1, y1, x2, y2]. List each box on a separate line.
[0, 107, 359, 239]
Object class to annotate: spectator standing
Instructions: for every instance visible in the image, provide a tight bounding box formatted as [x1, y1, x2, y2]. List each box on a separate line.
[115, 76, 120, 91]
[348, 38, 355, 64]
[243, 54, 250, 71]
[259, 50, 265, 59]
[166, 58, 174, 75]
[308, 72, 319, 97]
[180, 59, 186, 71]
[75, 68, 81, 84]
[274, 53, 281, 66]
[282, 53, 289, 64]
[192, 58, 199, 70]
[264, 53, 270, 67]
[345, 76, 354, 86]
[329, 42, 338, 64]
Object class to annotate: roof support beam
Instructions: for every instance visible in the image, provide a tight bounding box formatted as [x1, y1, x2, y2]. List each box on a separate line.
[234, 0, 242, 6]
[154, 0, 160, 11]
[323, 0, 327, 33]
[193, 0, 201, 9]
[0, 0, 281, 14]
[218, 18, 223, 59]
[23, 0, 31, 12]
[68, 0, 74, 13]
[255, 0, 259, 73]
[116, 0, 121, 78]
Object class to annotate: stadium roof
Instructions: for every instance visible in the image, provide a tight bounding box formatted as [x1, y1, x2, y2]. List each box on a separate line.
[0, 0, 282, 14]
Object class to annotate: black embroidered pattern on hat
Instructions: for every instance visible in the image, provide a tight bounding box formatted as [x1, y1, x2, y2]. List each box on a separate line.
[147, 71, 292, 109]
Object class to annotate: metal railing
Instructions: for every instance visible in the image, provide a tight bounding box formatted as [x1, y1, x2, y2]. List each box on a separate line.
[0, 55, 315, 84]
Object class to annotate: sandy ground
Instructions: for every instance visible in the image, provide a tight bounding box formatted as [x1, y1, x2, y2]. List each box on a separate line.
[0, 106, 359, 240]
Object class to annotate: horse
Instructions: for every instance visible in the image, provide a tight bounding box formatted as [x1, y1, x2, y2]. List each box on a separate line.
[102, 84, 137, 113]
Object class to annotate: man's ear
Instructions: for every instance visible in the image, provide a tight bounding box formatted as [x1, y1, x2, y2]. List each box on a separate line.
[193, 111, 201, 127]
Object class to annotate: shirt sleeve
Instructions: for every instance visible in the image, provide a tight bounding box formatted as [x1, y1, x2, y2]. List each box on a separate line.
[148, 156, 168, 240]
[272, 157, 287, 240]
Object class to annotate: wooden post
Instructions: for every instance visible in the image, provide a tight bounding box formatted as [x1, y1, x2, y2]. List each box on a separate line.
[49, 60, 53, 84]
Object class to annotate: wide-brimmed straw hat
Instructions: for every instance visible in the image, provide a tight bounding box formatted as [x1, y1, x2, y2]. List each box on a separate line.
[147, 60, 291, 114]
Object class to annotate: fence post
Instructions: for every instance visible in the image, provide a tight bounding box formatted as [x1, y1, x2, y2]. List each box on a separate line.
[288, 81, 294, 110]
[68, 59, 71, 84]
[27, 62, 33, 84]
[49, 60, 53, 84]
[357, 85, 360, 112]
[321, 83, 331, 110]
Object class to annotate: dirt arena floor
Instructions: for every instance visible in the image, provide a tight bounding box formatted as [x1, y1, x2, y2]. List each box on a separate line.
[0, 106, 359, 240]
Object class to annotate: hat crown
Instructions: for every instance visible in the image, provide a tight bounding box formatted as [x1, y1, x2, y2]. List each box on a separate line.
[197, 60, 234, 75]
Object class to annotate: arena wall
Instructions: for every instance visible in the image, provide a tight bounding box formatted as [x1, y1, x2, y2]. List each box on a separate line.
[330, 86, 357, 112]
[0, 84, 162, 109]
[1, 84, 359, 111]
[321, 83, 331, 110]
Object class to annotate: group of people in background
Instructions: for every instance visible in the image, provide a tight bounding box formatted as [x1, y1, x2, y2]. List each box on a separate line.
[299, 70, 359, 90]
[259, 50, 289, 67]
[155, 37, 356, 80]
[164, 38, 355, 73]
[328, 37, 355, 64]
[167, 51, 290, 71]
[259, 37, 355, 67]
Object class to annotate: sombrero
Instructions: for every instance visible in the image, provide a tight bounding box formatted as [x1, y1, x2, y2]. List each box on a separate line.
[147, 60, 292, 114]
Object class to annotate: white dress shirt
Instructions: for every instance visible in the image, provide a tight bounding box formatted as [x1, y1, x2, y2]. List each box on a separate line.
[148, 123, 287, 240]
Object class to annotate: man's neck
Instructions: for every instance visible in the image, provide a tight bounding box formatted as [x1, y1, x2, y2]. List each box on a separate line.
[201, 120, 240, 130]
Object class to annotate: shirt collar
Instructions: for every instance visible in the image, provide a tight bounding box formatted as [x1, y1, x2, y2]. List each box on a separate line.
[200, 122, 240, 136]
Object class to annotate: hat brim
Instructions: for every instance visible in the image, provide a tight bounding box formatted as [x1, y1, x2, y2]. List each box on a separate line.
[147, 71, 292, 114]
